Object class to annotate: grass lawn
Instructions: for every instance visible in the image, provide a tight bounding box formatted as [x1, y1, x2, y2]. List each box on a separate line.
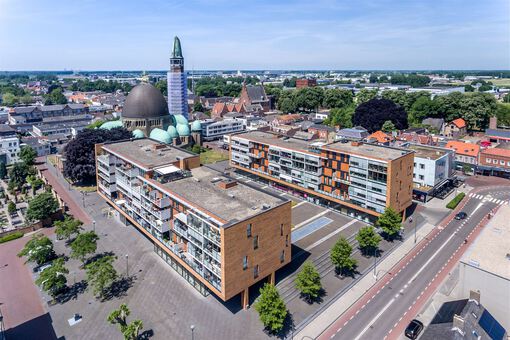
[490, 78, 510, 87]
[200, 149, 229, 164]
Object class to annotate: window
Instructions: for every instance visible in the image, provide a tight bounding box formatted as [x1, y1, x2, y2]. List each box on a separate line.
[243, 256, 248, 270]
[280, 224, 284, 236]
[493, 159, 498, 164]
[420, 164, 425, 169]
[247, 224, 252, 238]
[253, 235, 259, 250]
[419, 175, 424, 180]
[500, 160, 505, 165]
[280, 250, 285, 263]
[285, 235, 289, 247]
[486, 158, 492, 163]
[253, 265, 259, 279]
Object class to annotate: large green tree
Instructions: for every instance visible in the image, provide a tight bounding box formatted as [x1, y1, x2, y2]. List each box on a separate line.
[8, 162, 32, 191]
[356, 226, 382, 255]
[353, 98, 408, 132]
[381, 120, 396, 133]
[330, 237, 357, 275]
[85, 255, 117, 298]
[409, 96, 438, 124]
[325, 104, 355, 128]
[18, 234, 55, 265]
[26, 192, 59, 222]
[322, 88, 353, 109]
[20, 145, 37, 166]
[35, 257, 68, 297]
[54, 215, 83, 241]
[44, 88, 67, 105]
[377, 207, 402, 238]
[356, 88, 378, 104]
[123, 320, 144, 340]
[108, 303, 131, 331]
[295, 261, 322, 303]
[70, 231, 99, 263]
[254, 283, 287, 333]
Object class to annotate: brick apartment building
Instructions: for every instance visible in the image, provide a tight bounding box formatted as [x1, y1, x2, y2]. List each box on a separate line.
[296, 78, 317, 88]
[478, 144, 510, 177]
[230, 131, 414, 222]
[95, 138, 291, 307]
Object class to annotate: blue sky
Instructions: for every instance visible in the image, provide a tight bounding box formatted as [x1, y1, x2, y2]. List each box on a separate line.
[0, 0, 508, 70]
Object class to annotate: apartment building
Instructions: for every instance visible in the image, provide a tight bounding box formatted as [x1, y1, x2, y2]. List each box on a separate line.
[96, 138, 291, 307]
[230, 131, 413, 222]
[200, 118, 245, 141]
[478, 144, 510, 178]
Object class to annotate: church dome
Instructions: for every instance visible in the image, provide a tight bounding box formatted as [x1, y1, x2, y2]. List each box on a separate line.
[176, 123, 190, 137]
[122, 83, 169, 119]
[149, 128, 172, 144]
[191, 120, 202, 132]
[100, 120, 123, 130]
[167, 125, 179, 139]
[173, 114, 188, 125]
[132, 129, 145, 139]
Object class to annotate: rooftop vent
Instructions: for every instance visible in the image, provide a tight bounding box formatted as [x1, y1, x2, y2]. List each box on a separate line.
[261, 203, 271, 210]
[210, 177, 222, 183]
[228, 193, 235, 199]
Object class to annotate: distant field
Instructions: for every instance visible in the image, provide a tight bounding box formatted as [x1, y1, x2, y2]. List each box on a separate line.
[490, 78, 510, 87]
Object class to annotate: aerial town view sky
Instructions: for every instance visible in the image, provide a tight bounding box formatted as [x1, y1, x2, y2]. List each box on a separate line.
[0, 0, 509, 70]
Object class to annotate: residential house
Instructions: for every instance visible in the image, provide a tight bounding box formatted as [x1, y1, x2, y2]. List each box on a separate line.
[443, 118, 467, 138]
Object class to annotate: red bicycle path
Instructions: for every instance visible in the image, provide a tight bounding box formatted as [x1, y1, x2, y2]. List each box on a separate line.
[318, 186, 498, 340]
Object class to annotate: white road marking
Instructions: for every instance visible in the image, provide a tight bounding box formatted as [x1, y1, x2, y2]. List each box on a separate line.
[304, 219, 358, 251]
[353, 298, 395, 340]
[293, 210, 330, 229]
[292, 201, 307, 209]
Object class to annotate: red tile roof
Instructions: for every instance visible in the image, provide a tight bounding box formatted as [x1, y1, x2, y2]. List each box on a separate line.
[368, 130, 393, 143]
[445, 141, 479, 157]
[451, 118, 466, 129]
[481, 147, 510, 158]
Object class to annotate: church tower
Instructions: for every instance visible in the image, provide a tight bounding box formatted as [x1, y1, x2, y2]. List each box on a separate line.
[167, 36, 188, 118]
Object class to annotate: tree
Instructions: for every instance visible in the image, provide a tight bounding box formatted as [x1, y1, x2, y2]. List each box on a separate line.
[63, 128, 132, 183]
[54, 215, 83, 241]
[408, 96, 438, 124]
[2, 93, 17, 106]
[353, 98, 408, 132]
[330, 236, 357, 275]
[8, 162, 31, 190]
[322, 88, 353, 109]
[0, 162, 6, 179]
[26, 192, 59, 222]
[35, 257, 68, 297]
[355, 226, 382, 255]
[369, 74, 378, 83]
[155, 80, 167, 96]
[254, 283, 287, 333]
[44, 88, 67, 105]
[325, 105, 355, 128]
[377, 207, 402, 238]
[381, 120, 396, 133]
[503, 93, 510, 104]
[108, 303, 131, 331]
[294, 87, 324, 112]
[295, 261, 322, 302]
[123, 320, 144, 340]
[355, 88, 378, 104]
[20, 145, 37, 166]
[7, 200, 16, 215]
[85, 255, 117, 298]
[496, 103, 510, 126]
[193, 102, 204, 112]
[70, 231, 99, 263]
[18, 234, 55, 265]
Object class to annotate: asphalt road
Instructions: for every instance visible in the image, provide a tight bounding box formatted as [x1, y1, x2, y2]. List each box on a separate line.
[321, 187, 509, 340]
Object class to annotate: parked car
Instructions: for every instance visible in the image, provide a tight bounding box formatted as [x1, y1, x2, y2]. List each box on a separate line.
[405, 319, 424, 339]
[455, 212, 467, 220]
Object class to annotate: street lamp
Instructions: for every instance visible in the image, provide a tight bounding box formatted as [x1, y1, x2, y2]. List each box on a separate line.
[190, 325, 195, 340]
[92, 220, 96, 233]
[125, 254, 129, 278]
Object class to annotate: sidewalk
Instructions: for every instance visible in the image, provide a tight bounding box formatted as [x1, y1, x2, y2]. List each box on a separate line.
[294, 187, 478, 340]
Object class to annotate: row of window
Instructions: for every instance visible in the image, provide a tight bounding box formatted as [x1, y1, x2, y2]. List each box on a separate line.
[243, 250, 286, 278]
[485, 158, 510, 166]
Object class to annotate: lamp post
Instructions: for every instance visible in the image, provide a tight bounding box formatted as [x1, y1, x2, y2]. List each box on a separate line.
[190, 325, 195, 340]
[125, 254, 129, 278]
[92, 220, 96, 233]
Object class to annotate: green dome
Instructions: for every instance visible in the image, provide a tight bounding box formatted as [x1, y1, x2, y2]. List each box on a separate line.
[132, 129, 144, 139]
[149, 128, 172, 144]
[167, 125, 179, 139]
[176, 123, 190, 137]
[173, 114, 188, 125]
[100, 120, 123, 130]
[191, 120, 202, 132]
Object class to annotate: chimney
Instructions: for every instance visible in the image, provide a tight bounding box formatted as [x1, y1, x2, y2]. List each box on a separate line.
[469, 290, 481, 305]
[489, 116, 497, 129]
[452, 314, 465, 335]
[218, 179, 237, 189]
[351, 141, 363, 147]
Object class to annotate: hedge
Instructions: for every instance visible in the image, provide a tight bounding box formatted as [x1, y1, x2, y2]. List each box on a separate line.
[0, 231, 24, 244]
[446, 192, 466, 209]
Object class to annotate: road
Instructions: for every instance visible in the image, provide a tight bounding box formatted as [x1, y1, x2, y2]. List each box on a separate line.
[318, 186, 509, 340]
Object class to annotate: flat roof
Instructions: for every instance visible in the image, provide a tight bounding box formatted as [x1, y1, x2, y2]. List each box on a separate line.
[323, 141, 410, 161]
[102, 138, 196, 170]
[408, 144, 451, 160]
[233, 130, 320, 155]
[163, 166, 287, 224]
[460, 204, 510, 280]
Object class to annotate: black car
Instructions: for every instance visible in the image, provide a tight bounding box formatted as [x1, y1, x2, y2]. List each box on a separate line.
[405, 319, 424, 339]
[455, 212, 467, 220]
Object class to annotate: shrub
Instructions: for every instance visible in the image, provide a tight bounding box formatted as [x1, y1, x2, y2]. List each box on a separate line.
[0, 232, 23, 244]
[446, 192, 466, 209]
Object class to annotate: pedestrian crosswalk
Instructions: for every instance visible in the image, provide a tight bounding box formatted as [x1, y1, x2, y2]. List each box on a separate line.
[468, 193, 509, 205]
